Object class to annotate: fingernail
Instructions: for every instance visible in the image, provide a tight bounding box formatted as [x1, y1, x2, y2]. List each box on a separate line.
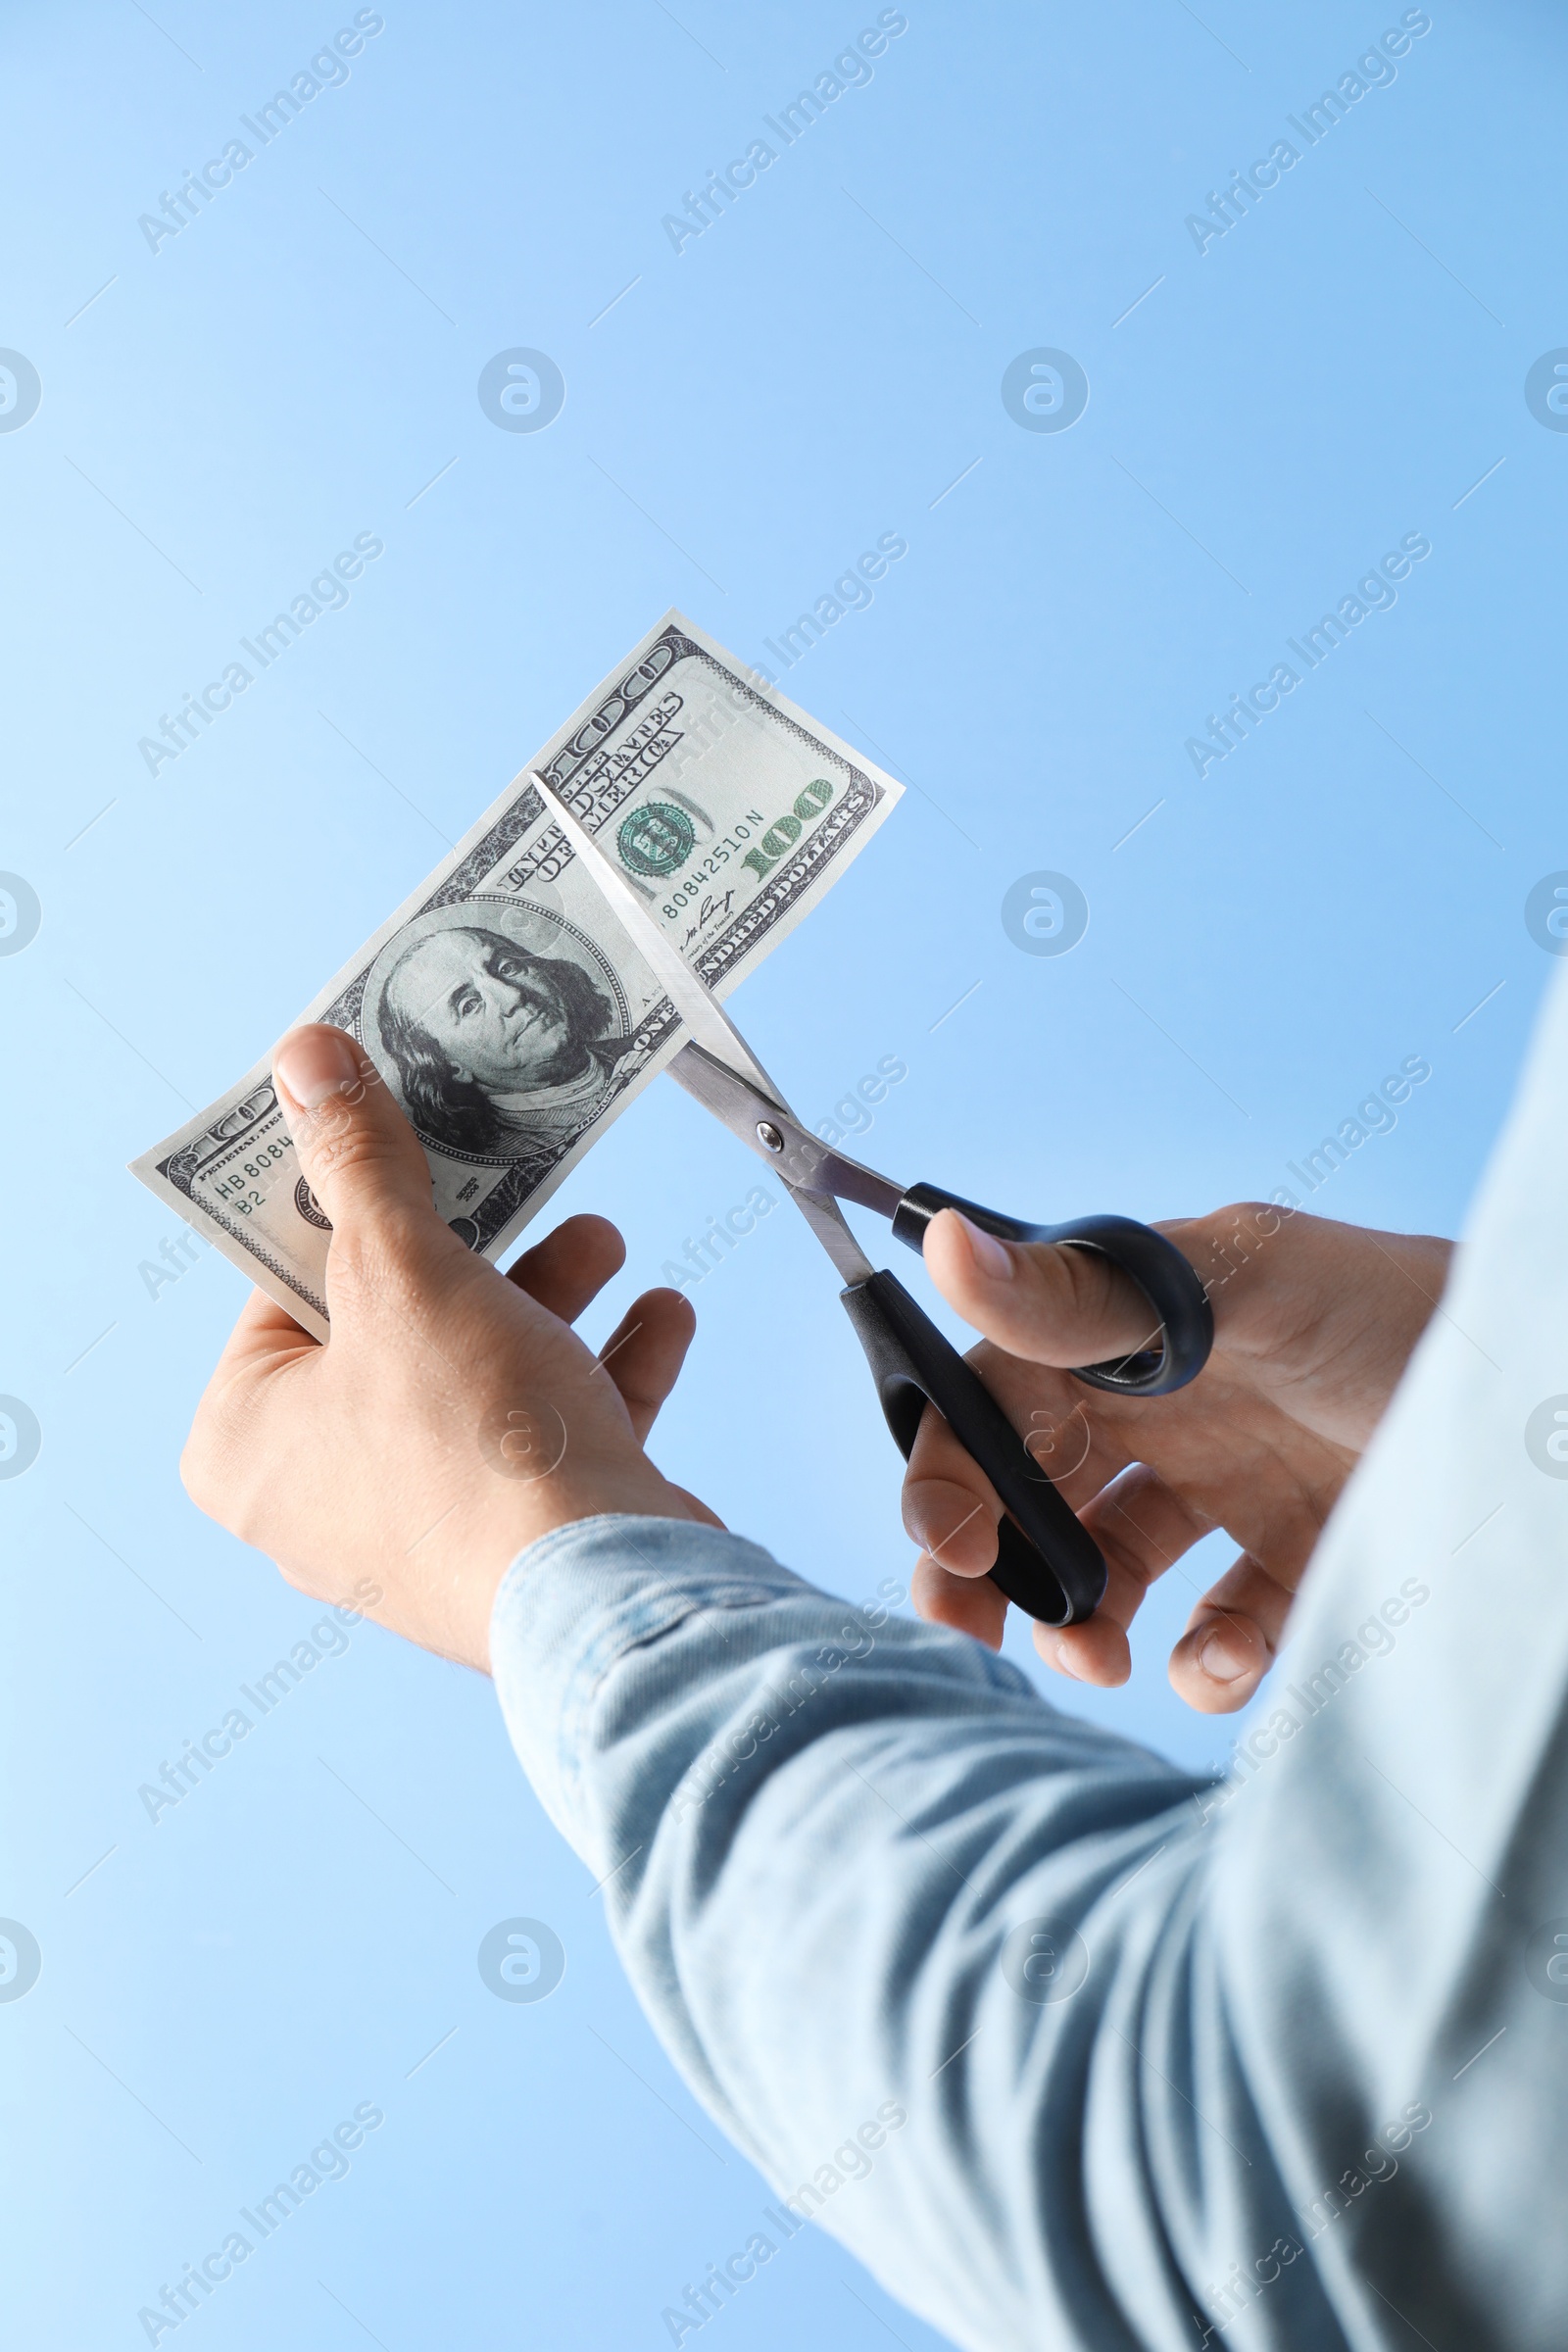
[274, 1027, 361, 1112]
[1053, 1637, 1083, 1680]
[1198, 1631, 1250, 1684]
[957, 1212, 1014, 1280]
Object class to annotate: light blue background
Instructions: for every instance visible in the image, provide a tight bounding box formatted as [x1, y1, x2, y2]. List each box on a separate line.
[2, 1, 1563, 2344]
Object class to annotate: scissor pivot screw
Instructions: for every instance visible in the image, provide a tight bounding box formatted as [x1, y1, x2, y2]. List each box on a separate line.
[756, 1121, 785, 1152]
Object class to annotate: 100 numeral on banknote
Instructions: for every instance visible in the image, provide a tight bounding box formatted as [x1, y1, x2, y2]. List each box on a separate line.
[131, 612, 902, 1338]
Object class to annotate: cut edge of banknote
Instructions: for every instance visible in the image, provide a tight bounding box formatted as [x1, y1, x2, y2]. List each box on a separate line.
[129, 610, 903, 1340]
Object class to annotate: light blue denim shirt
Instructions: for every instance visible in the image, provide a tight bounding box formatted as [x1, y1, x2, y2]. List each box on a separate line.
[491, 967, 1568, 2352]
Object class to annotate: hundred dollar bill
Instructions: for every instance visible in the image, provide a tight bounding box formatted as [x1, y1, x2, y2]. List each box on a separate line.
[132, 610, 902, 1339]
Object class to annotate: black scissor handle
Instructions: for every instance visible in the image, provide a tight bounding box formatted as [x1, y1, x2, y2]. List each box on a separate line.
[841, 1269, 1106, 1627]
[890, 1184, 1213, 1397]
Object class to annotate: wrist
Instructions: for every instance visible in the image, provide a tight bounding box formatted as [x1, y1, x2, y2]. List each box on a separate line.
[466, 1461, 698, 1671]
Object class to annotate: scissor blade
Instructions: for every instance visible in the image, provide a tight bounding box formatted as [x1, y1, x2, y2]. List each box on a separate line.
[669, 1041, 905, 1219]
[536, 773, 878, 1289]
[534, 773, 788, 1111]
[786, 1184, 876, 1286]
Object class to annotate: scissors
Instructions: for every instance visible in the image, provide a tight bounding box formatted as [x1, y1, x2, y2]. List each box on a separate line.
[538, 779, 1213, 1629]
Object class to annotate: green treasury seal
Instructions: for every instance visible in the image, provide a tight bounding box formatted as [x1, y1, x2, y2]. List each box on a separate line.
[616, 801, 696, 877]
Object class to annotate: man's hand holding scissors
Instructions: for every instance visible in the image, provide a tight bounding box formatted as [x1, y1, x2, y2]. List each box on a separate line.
[906, 1202, 1451, 1711]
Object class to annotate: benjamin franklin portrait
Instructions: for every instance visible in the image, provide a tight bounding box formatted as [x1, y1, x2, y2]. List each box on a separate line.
[365, 900, 635, 1166]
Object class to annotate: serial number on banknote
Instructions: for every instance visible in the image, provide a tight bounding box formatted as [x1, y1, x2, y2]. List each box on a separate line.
[659, 808, 764, 916]
[213, 1137, 289, 1213]
[660, 777, 836, 917]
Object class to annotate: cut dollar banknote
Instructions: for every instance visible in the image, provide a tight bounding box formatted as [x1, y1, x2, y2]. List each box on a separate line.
[131, 611, 903, 1339]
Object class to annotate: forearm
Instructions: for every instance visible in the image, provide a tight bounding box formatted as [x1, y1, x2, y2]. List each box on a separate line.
[1206, 975, 1568, 2349]
[486, 969, 1568, 2352]
[490, 1517, 1329, 2352]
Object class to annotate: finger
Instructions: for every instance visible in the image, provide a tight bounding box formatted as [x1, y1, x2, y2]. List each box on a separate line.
[901, 1370, 1134, 1575]
[506, 1214, 626, 1323]
[1168, 1553, 1298, 1714]
[909, 1455, 1194, 1687]
[902, 1399, 1002, 1578]
[205, 1286, 318, 1385]
[911, 1549, 1009, 1648]
[923, 1207, 1172, 1368]
[181, 1288, 318, 1525]
[594, 1288, 697, 1443]
[1041, 1465, 1216, 1687]
[272, 1025, 442, 1255]
[1080, 1463, 1216, 1595]
[905, 1409, 1138, 1683]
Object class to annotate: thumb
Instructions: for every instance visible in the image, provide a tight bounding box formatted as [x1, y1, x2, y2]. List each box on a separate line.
[273, 1025, 436, 1240]
[922, 1207, 1159, 1367]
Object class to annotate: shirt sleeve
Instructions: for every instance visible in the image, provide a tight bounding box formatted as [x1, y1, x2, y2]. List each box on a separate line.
[490, 967, 1568, 2352]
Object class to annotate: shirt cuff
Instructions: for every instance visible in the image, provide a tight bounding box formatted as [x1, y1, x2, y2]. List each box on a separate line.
[488, 1512, 809, 1852]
